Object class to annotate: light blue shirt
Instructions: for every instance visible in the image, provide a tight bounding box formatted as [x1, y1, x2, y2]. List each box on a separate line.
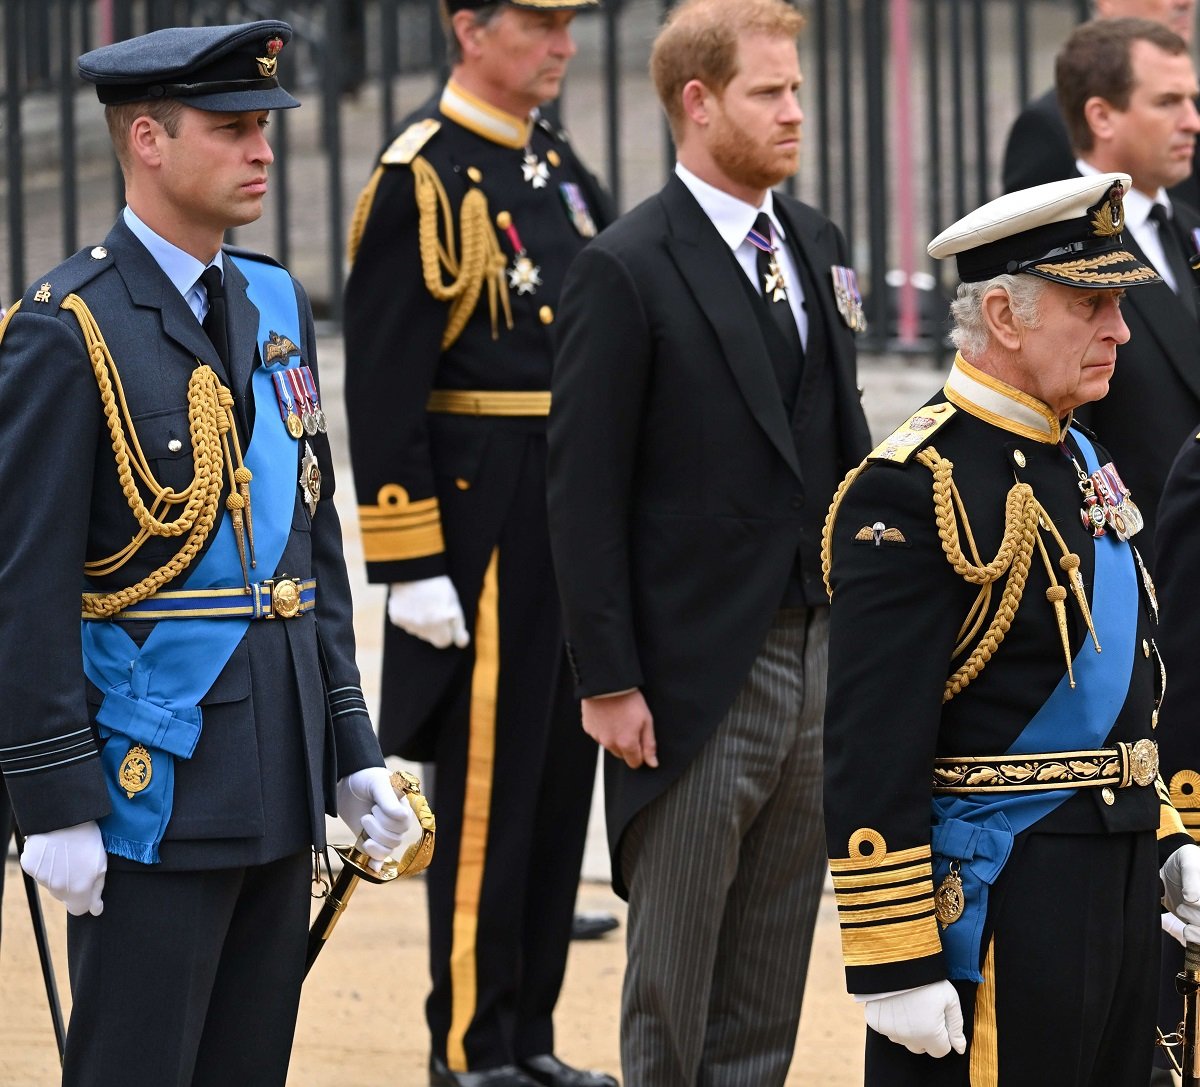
[674, 162, 809, 347]
[122, 206, 224, 323]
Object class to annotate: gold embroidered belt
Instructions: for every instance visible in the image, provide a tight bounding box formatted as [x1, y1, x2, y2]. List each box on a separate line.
[931, 738, 1158, 794]
[425, 389, 551, 416]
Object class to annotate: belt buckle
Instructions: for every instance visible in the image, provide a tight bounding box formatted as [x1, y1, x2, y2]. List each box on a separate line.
[1121, 738, 1159, 788]
[263, 577, 301, 620]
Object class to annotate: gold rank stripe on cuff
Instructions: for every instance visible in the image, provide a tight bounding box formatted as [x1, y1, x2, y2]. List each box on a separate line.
[359, 484, 444, 563]
[1159, 775, 1189, 840]
[426, 389, 551, 416]
[830, 839, 942, 966]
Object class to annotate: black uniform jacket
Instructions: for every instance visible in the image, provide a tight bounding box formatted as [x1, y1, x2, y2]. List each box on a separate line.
[548, 174, 871, 898]
[823, 356, 1187, 994]
[343, 84, 611, 759]
[1002, 86, 1200, 207]
[0, 217, 380, 866]
[1151, 428, 1200, 845]
[1074, 207, 1200, 566]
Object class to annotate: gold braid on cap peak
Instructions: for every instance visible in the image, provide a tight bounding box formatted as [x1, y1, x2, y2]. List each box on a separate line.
[0, 295, 251, 618]
[822, 447, 1098, 701]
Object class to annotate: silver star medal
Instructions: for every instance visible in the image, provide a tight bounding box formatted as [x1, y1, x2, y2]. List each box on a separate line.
[765, 259, 788, 302]
[508, 254, 542, 296]
[299, 441, 321, 517]
[522, 151, 550, 189]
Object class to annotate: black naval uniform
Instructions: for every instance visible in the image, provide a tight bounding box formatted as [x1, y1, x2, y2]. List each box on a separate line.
[343, 81, 611, 1074]
[823, 356, 1189, 1084]
[0, 217, 382, 1085]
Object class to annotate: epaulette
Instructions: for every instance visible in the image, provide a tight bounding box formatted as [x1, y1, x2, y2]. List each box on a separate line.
[222, 243, 284, 269]
[20, 244, 112, 312]
[866, 402, 957, 465]
[381, 118, 441, 166]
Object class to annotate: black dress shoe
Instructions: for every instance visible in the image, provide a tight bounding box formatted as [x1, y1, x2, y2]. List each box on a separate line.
[430, 1055, 540, 1087]
[517, 1054, 620, 1087]
[569, 911, 620, 941]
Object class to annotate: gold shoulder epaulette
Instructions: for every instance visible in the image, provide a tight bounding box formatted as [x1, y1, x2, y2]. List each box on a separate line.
[381, 119, 441, 166]
[868, 402, 956, 465]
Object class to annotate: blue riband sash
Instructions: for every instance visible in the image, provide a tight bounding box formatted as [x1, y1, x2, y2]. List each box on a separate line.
[81, 256, 303, 862]
[930, 429, 1138, 980]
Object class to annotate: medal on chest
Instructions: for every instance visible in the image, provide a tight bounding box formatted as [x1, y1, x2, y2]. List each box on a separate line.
[521, 149, 550, 189]
[300, 440, 321, 516]
[496, 210, 542, 297]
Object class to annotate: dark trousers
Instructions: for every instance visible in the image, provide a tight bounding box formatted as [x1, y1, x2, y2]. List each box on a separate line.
[865, 831, 1160, 1086]
[423, 436, 596, 1073]
[63, 850, 311, 1087]
[0, 776, 11, 949]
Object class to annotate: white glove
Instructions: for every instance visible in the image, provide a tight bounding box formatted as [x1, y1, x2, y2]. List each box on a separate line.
[1163, 843, 1200, 927]
[387, 576, 470, 649]
[21, 821, 107, 917]
[863, 980, 967, 1057]
[336, 767, 418, 866]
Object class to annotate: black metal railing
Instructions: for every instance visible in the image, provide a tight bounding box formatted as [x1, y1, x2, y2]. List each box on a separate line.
[2, 0, 1097, 351]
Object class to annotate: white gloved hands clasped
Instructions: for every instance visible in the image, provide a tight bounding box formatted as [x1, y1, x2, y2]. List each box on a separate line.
[336, 766, 418, 868]
[387, 576, 469, 649]
[864, 980, 967, 1058]
[1162, 844, 1200, 939]
[21, 820, 107, 917]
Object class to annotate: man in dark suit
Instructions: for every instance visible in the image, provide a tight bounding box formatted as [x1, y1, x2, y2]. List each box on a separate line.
[547, 1, 871, 1082]
[1057, 19, 1200, 566]
[1002, 0, 1198, 201]
[343, 3, 616, 1086]
[0, 23, 414, 1085]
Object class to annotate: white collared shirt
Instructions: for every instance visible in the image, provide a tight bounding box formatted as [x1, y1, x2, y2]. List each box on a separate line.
[122, 206, 224, 323]
[1076, 160, 1176, 292]
[674, 162, 809, 347]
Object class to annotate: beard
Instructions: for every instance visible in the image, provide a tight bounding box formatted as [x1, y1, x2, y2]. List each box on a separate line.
[707, 113, 800, 194]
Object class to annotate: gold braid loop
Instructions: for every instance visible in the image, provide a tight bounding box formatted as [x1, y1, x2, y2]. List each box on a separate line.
[412, 155, 511, 350]
[56, 294, 241, 619]
[346, 165, 384, 267]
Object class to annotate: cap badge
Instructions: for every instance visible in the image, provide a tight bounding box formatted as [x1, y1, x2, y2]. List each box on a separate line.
[1090, 182, 1125, 238]
[257, 37, 284, 78]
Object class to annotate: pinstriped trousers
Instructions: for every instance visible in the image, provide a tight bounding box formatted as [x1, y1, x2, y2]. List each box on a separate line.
[619, 607, 829, 1087]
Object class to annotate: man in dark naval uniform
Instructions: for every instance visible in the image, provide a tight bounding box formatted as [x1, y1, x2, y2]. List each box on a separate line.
[342, 3, 615, 1086]
[822, 172, 1200, 1084]
[0, 23, 417, 1087]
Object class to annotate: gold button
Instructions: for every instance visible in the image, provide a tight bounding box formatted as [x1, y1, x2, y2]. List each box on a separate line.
[496, 210, 512, 230]
[1143, 639, 1151, 658]
[455, 478, 470, 491]
[467, 166, 483, 183]
[1101, 787, 1115, 806]
[1013, 449, 1026, 468]
[547, 149, 561, 167]
[539, 305, 554, 325]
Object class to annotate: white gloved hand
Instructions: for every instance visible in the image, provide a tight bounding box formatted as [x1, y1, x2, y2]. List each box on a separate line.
[387, 576, 470, 649]
[336, 767, 419, 866]
[1162, 843, 1200, 926]
[863, 980, 967, 1057]
[21, 821, 107, 917]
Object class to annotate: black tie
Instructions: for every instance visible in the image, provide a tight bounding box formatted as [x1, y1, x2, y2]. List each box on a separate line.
[750, 212, 804, 362]
[200, 265, 230, 370]
[1149, 203, 1198, 323]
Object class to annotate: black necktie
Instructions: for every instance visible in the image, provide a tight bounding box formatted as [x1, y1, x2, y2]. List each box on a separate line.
[1149, 203, 1198, 323]
[750, 212, 804, 361]
[200, 265, 230, 370]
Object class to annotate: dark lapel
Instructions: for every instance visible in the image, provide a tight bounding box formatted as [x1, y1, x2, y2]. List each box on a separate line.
[1123, 230, 1200, 405]
[106, 217, 223, 378]
[220, 254, 263, 402]
[659, 174, 802, 480]
[774, 198, 841, 352]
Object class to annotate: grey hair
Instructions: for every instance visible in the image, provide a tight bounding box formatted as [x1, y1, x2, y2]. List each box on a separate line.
[443, 2, 504, 66]
[948, 274, 1048, 358]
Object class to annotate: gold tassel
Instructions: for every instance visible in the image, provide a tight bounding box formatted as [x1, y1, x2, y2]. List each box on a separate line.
[1059, 553, 1100, 652]
[1046, 585, 1075, 687]
[226, 492, 250, 590]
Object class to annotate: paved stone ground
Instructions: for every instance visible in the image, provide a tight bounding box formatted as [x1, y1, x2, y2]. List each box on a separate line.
[0, 347, 947, 1086]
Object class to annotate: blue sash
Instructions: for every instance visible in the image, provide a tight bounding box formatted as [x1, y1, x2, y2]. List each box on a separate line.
[82, 256, 303, 862]
[931, 429, 1138, 980]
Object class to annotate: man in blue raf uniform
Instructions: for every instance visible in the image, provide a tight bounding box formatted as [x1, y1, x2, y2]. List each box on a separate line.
[342, 2, 616, 1086]
[0, 22, 415, 1086]
[822, 172, 1200, 1083]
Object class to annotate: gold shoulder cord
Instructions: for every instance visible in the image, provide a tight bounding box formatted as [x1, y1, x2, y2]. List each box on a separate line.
[822, 447, 1099, 702]
[347, 155, 511, 351]
[0, 296, 251, 618]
